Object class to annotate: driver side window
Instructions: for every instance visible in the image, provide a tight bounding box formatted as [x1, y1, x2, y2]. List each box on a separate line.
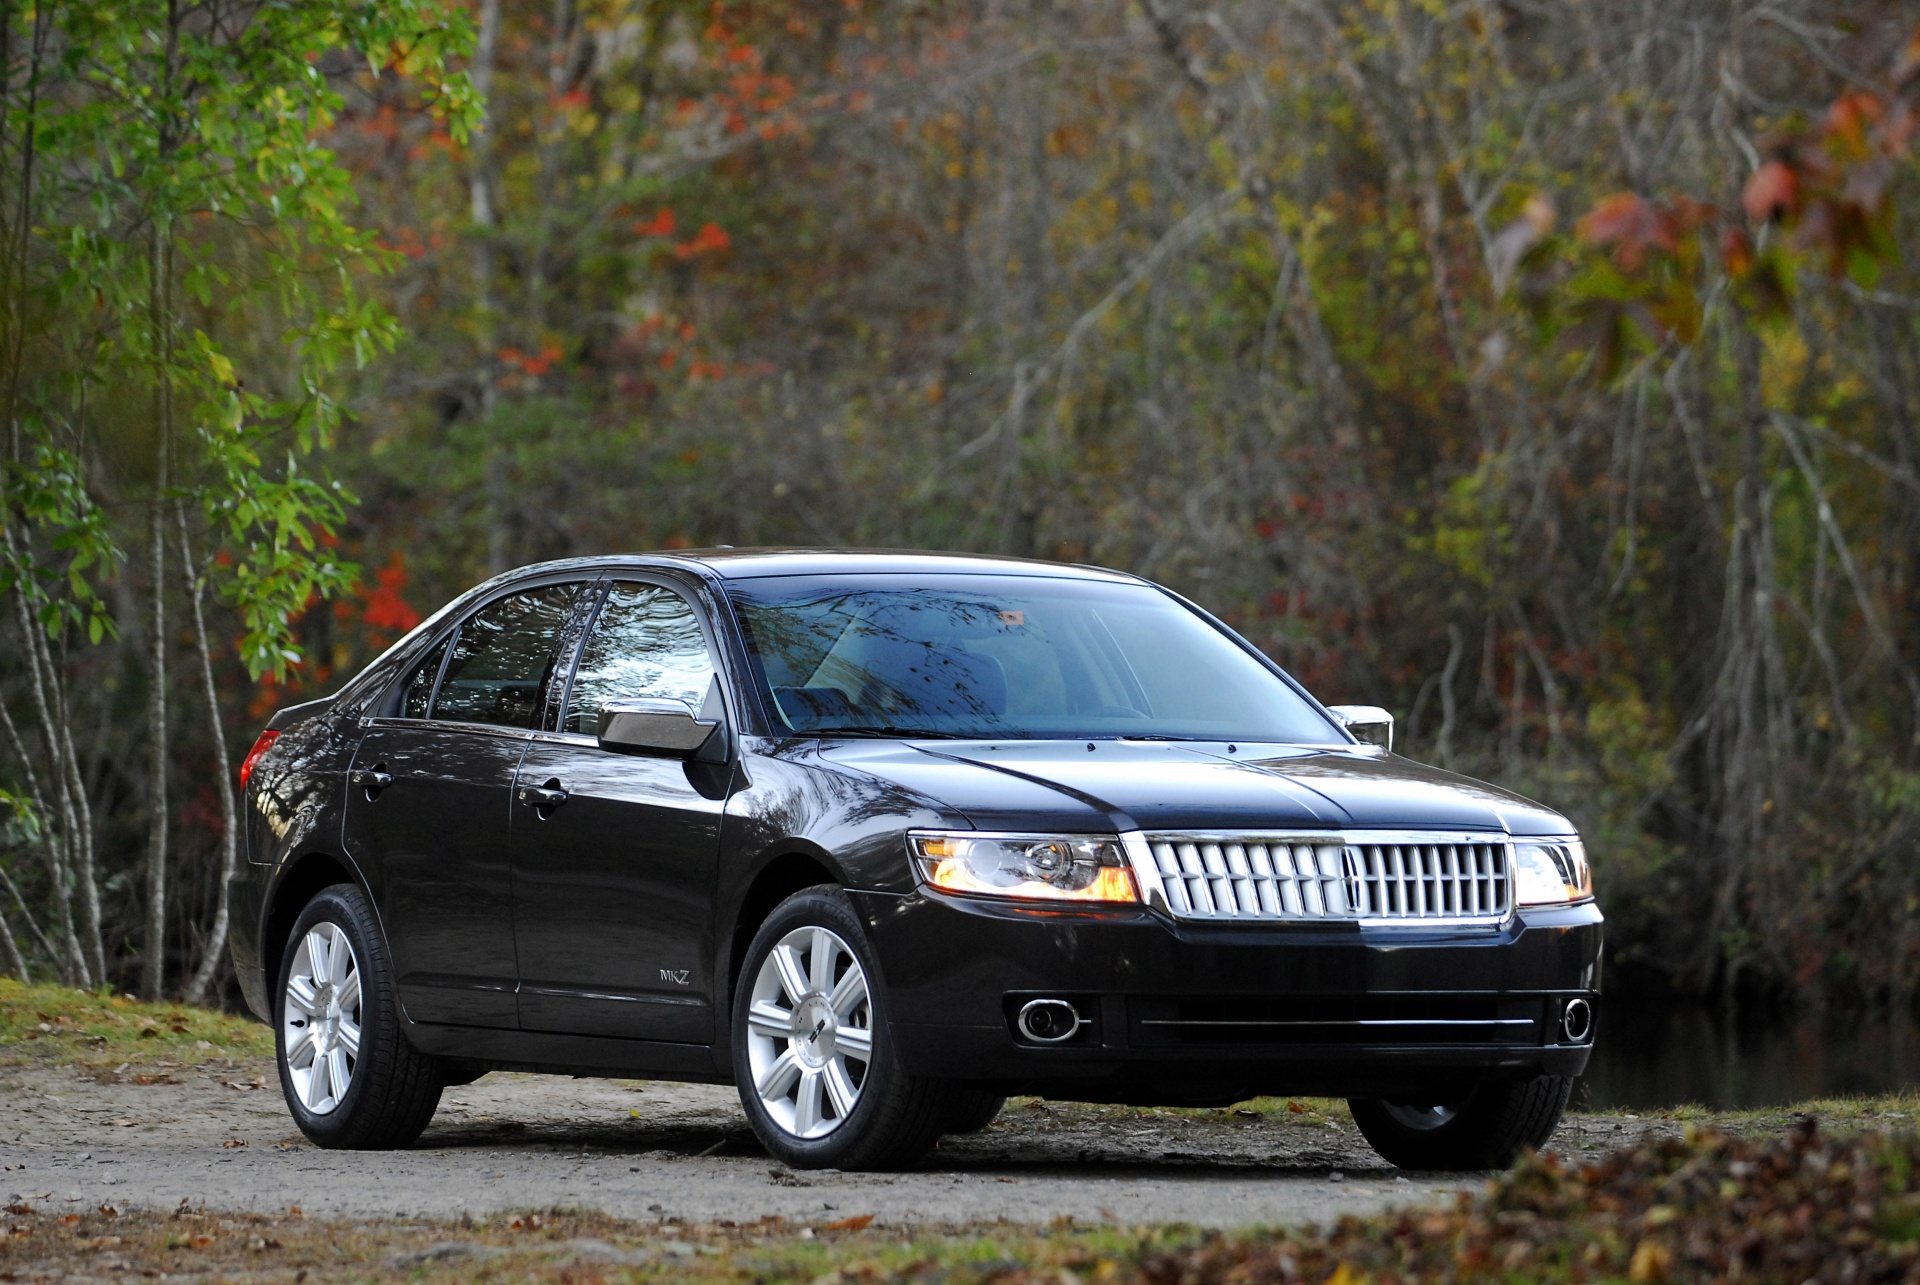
[563, 582, 715, 735]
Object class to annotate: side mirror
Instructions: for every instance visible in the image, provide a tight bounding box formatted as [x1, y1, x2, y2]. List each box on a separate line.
[1327, 704, 1393, 752]
[599, 697, 722, 758]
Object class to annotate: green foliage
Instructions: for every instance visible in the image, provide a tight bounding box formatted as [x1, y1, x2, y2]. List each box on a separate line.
[0, 440, 117, 643]
[2, 0, 475, 675]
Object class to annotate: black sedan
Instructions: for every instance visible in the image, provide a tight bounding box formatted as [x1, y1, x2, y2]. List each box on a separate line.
[230, 549, 1601, 1171]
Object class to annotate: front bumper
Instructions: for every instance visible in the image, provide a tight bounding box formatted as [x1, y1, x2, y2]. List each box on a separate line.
[851, 889, 1603, 1106]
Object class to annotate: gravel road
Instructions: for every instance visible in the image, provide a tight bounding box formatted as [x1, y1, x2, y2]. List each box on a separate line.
[0, 1059, 1647, 1229]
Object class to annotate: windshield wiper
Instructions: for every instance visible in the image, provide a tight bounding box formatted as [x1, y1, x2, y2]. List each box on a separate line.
[808, 725, 971, 740]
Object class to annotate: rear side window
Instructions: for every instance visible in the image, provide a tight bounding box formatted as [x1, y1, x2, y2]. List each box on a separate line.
[400, 636, 451, 719]
[431, 584, 582, 729]
[562, 582, 715, 735]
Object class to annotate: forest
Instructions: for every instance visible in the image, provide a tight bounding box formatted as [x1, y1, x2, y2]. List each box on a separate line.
[0, 0, 1916, 1013]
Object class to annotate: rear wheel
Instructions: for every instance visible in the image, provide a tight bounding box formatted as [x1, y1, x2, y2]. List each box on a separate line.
[275, 883, 444, 1149]
[943, 1089, 1008, 1134]
[733, 886, 947, 1170]
[1348, 1075, 1572, 1170]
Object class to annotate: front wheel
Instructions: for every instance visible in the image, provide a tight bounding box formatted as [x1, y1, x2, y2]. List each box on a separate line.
[1348, 1075, 1573, 1170]
[275, 883, 444, 1149]
[732, 886, 948, 1170]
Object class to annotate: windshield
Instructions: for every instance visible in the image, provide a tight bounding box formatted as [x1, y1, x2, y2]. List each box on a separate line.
[727, 573, 1341, 742]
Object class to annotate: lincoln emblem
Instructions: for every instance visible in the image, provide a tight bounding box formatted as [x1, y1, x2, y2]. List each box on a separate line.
[1340, 848, 1366, 914]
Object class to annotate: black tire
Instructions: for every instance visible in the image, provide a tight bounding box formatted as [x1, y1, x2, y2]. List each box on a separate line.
[274, 883, 445, 1149]
[731, 885, 948, 1171]
[1348, 1075, 1573, 1170]
[943, 1088, 1008, 1134]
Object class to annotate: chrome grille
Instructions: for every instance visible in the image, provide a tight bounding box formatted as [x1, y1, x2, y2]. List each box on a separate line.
[1132, 832, 1511, 925]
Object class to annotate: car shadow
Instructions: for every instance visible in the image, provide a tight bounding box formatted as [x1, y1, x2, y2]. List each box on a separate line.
[410, 1115, 1403, 1180]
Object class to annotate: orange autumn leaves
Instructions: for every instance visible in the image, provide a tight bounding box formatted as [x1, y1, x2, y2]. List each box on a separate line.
[630, 207, 733, 260]
[493, 210, 731, 393]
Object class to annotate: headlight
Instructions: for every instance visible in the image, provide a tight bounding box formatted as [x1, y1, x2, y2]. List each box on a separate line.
[909, 832, 1139, 904]
[1513, 838, 1592, 906]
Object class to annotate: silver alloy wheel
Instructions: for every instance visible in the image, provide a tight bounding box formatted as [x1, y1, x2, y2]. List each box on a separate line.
[281, 922, 363, 1116]
[1380, 1100, 1463, 1131]
[744, 925, 873, 1139]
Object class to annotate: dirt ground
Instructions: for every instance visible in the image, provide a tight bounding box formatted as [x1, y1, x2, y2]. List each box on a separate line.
[0, 1052, 1672, 1230]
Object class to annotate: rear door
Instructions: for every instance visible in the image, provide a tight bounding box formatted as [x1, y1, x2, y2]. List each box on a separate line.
[511, 579, 732, 1043]
[344, 579, 590, 1028]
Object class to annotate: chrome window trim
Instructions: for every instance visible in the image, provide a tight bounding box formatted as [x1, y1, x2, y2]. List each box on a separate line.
[1120, 828, 1514, 928]
[357, 716, 535, 742]
[529, 730, 601, 747]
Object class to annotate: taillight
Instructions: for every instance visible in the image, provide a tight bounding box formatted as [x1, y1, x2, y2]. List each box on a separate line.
[239, 729, 280, 790]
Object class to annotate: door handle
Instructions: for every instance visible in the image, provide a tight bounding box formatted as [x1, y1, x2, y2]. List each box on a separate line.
[517, 781, 569, 811]
[350, 765, 393, 793]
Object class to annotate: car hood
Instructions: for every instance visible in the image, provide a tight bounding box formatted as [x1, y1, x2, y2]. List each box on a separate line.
[818, 738, 1572, 836]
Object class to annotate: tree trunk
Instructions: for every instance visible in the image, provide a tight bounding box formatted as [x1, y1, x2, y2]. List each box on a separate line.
[0, 898, 26, 980]
[0, 851, 59, 971]
[469, 0, 508, 574]
[178, 505, 237, 1006]
[4, 579, 87, 986]
[142, 220, 173, 1002]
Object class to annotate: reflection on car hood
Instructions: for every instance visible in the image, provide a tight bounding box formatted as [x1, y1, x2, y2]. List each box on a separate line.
[817, 738, 1572, 835]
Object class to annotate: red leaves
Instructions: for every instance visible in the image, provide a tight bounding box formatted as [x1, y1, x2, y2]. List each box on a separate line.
[674, 221, 731, 259]
[1576, 193, 1678, 271]
[498, 343, 563, 376]
[1825, 91, 1884, 154]
[1557, 16, 1920, 359]
[633, 208, 676, 238]
[1741, 161, 1799, 222]
[358, 552, 420, 634]
[634, 210, 729, 260]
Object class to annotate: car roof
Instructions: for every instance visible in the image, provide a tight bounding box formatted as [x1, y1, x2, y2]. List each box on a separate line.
[496, 548, 1149, 585]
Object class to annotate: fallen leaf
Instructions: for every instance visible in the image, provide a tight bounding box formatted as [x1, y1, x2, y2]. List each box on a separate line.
[1629, 1240, 1672, 1281]
[222, 1139, 248, 1149]
[823, 1214, 874, 1231]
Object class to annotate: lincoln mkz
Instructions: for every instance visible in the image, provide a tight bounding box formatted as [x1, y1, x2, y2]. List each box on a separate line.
[231, 550, 1601, 1170]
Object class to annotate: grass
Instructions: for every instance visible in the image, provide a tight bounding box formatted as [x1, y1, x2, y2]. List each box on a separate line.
[1659, 1093, 1920, 1129]
[0, 978, 272, 1069]
[8, 1206, 1189, 1283]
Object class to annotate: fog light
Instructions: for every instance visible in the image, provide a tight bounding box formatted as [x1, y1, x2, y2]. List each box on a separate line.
[1016, 998, 1083, 1043]
[1561, 997, 1593, 1043]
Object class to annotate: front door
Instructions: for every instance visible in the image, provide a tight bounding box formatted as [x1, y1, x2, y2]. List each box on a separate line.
[343, 580, 587, 1028]
[511, 580, 731, 1043]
